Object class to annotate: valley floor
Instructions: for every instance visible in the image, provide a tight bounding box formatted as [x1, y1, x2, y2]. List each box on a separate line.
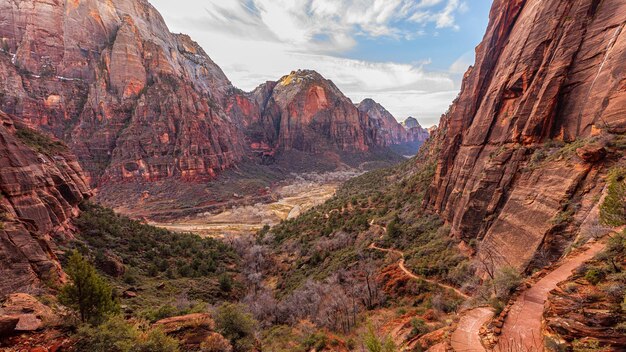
[147, 171, 360, 237]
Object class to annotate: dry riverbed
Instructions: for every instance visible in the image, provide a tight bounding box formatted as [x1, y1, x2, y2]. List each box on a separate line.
[150, 171, 360, 237]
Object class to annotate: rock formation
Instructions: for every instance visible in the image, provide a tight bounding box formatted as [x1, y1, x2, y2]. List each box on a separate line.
[0, 1, 418, 198]
[0, 0, 245, 184]
[228, 70, 427, 160]
[357, 100, 428, 148]
[425, 0, 626, 271]
[0, 110, 90, 296]
[401, 116, 430, 146]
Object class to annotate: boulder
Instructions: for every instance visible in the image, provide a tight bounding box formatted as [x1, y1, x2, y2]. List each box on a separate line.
[576, 145, 607, 163]
[98, 251, 126, 277]
[0, 294, 55, 336]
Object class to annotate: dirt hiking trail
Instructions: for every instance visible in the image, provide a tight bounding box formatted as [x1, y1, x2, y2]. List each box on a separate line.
[450, 307, 494, 352]
[368, 243, 469, 298]
[494, 240, 606, 352]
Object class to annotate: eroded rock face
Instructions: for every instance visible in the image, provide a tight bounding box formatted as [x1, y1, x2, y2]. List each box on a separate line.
[0, 1, 417, 201]
[0, 111, 90, 296]
[543, 263, 626, 349]
[0, 0, 244, 184]
[228, 70, 423, 158]
[357, 100, 428, 148]
[425, 0, 626, 270]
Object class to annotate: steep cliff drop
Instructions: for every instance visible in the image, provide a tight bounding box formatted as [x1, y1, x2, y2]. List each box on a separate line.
[0, 0, 244, 186]
[425, 0, 626, 272]
[0, 110, 90, 296]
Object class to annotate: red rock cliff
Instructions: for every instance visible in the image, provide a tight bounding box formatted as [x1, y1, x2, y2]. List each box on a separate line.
[0, 0, 245, 184]
[425, 0, 626, 270]
[228, 70, 423, 157]
[357, 99, 428, 148]
[0, 111, 90, 296]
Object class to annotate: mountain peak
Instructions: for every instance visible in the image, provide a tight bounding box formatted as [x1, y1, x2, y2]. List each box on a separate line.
[278, 69, 325, 87]
[402, 116, 422, 129]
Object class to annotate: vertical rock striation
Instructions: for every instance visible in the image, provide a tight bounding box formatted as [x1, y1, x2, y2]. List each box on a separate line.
[425, 0, 626, 270]
[0, 0, 244, 184]
[227, 70, 427, 158]
[0, 111, 90, 295]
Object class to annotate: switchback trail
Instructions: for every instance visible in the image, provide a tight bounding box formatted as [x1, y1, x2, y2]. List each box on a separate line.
[368, 243, 469, 299]
[495, 239, 606, 352]
[450, 307, 494, 352]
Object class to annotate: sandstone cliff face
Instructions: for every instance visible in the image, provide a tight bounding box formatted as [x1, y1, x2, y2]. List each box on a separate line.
[0, 111, 90, 296]
[425, 0, 626, 270]
[357, 100, 427, 148]
[0, 0, 244, 183]
[228, 70, 425, 159]
[0, 1, 417, 193]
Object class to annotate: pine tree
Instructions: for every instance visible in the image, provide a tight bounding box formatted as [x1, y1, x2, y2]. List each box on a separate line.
[60, 250, 119, 324]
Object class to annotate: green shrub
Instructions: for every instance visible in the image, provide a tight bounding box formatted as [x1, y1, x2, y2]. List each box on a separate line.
[60, 251, 119, 324]
[407, 318, 428, 339]
[302, 332, 328, 351]
[600, 167, 626, 226]
[584, 269, 604, 286]
[363, 324, 395, 352]
[493, 266, 521, 299]
[75, 316, 179, 352]
[214, 303, 257, 352]
[14, 125, 68, 156]
[219, 274, 233, 293]
[572, 338, 602, 352]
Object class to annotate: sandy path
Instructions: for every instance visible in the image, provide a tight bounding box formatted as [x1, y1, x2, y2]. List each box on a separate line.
[495, 240, 606, 352]
[450, 307, 494, 352]
[369, 243, 469, 298]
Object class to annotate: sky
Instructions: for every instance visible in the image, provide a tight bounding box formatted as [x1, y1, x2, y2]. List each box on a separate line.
[149, 0, 492, 127]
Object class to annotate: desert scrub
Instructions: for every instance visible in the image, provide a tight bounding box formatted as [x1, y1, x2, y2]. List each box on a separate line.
[75, 203, 238, 280]
[74, 315, 179, 352]
[600, 167, 626, 226]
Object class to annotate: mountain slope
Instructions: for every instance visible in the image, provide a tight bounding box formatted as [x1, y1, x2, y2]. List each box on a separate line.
[0, 2, 426, 216]
[229, 70, 427, 160]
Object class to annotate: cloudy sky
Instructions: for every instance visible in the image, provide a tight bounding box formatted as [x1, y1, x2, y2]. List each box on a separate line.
[150, 0, 492, 127]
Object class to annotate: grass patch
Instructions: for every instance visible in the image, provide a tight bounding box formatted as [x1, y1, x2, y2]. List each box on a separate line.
[600, 167, 626, 227]
[14, 124, 68, 156]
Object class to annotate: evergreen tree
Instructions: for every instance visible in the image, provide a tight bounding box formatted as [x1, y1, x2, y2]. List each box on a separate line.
[60, 250, 119, 324]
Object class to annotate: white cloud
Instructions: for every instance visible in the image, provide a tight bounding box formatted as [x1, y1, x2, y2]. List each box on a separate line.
[449, 51, 475, 74]
[149, 0, 472, 127]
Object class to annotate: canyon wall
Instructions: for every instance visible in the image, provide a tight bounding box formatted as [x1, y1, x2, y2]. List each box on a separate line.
[425, 0, 626, 270]
[0, 0, 245, 183]
[228, 70, 428, 159]
[0, 1, 424, 193]
[0, 110, 90, 295]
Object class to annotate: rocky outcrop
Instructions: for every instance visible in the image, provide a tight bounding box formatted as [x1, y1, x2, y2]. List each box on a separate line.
[0, 110, 90, 296]
[0, 293, 56, 336]
[402, 117, 430, 144]
[543, 244, 626, 350]
[154, 313, 223, 349]
[425, 0, 626, 270]
[0, 0, 245, 184]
